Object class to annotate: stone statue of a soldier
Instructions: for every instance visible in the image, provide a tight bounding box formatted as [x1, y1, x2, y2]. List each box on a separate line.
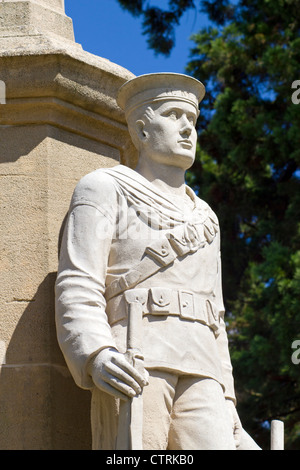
[55, 73, 260, 450]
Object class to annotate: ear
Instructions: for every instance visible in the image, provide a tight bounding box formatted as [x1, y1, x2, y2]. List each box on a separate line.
[135, 119, 148, 142]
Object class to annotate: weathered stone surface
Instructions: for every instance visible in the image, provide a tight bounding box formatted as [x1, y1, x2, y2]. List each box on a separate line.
[0, 0, 136, 450]
[0, 0, 74, 41]
[0, 52, 136, 165]
[3, 0, 65, 11]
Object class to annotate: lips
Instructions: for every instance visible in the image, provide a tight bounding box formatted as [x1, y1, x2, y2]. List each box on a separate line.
[178, 139, 193, 148]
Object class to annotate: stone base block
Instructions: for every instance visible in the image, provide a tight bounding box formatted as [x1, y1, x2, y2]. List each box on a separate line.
[0, 364, 91, 449]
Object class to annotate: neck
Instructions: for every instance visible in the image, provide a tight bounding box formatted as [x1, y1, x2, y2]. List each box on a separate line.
[135, 156, 187, 198]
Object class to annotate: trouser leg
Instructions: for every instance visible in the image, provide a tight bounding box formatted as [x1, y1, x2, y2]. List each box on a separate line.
[90, 372, 236, 450]
[90, 370, 176, 450]
[142, 371, 236, 450]
[142, 370, 177, 450]
[168, 376, 236, 450]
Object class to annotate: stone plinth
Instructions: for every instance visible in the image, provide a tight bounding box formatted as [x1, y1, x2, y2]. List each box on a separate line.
[0, 0, 74, 41]
[0, 0, 136, 450]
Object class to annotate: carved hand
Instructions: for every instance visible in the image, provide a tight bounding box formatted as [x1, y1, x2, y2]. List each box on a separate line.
[88, 347, 149, 401]
[226, 399, 243, 447]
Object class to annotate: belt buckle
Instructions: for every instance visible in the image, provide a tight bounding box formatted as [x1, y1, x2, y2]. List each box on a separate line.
[179, 291, 195, 320]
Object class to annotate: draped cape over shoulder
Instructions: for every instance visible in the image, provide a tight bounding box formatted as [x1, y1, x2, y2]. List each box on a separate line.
[103, 165, 219, 248]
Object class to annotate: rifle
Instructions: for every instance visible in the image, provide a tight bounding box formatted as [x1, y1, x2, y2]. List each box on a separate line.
[116, 297, 145, 450]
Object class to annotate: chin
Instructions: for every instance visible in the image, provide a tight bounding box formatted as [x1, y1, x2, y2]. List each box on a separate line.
[173, 152, 195, 170]
[150, 150, 195, 170]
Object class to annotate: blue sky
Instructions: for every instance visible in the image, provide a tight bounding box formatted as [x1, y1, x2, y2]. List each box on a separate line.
[65, 0, 211, 76]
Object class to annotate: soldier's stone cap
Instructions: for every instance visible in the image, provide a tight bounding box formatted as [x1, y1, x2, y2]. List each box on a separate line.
[117, 72, 205, 116]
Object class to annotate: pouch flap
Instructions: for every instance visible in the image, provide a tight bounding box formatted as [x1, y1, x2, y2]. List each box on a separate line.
[149, 287, 172, 311]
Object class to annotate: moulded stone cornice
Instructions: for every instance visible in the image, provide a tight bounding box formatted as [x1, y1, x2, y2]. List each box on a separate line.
[0, 50, 134, 119]
[0, 0, 139, 167]
[0, 43, 138, 167]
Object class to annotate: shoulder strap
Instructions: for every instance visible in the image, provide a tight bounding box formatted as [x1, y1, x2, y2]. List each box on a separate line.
[105, 225, 201, 302]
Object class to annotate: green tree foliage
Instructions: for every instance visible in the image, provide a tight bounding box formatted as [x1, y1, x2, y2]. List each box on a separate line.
[117, 0, 197, 55]
[115, 0, 300, 449]
[186, 0, 300, 450]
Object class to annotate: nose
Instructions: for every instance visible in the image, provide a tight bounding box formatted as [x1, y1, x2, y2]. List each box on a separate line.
[180, 115, 193, 135]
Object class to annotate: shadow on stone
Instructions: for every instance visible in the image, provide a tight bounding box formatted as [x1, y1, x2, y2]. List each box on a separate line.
[0, 272, 92, 450]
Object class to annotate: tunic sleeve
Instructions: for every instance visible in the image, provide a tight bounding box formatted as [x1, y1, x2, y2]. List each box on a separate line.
[55, 172, 118, 390]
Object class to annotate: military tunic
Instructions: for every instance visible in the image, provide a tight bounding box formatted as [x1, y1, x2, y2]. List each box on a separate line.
[55, 164, 236, 403]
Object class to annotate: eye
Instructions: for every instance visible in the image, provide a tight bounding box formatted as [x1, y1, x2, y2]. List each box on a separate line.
[166, 110, 178, 120]
[188, 115, 196, 126]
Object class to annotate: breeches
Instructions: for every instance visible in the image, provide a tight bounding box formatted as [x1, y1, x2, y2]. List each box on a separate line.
[91, 369, 236, 450]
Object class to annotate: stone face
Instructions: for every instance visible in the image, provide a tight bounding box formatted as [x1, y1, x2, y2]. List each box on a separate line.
[0, 0, 136, 450]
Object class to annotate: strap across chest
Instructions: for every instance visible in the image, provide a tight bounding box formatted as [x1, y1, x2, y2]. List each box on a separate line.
[105, 223, 208, 302]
